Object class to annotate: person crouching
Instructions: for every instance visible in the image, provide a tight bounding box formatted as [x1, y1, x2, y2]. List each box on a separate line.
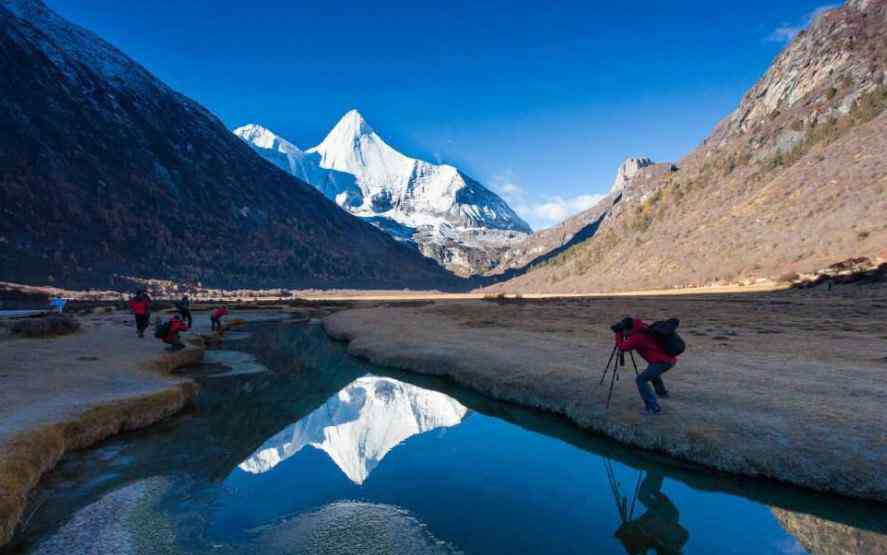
[162, 314, 189, 352]
[613, 317, 677, 415]
[211, 306, 228, 332]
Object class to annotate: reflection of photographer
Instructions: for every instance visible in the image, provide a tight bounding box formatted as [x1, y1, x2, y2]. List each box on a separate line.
[615, 471, 689, 554]
[611, 317, 684, 415]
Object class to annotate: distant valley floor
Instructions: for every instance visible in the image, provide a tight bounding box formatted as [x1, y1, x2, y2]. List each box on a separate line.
[323, 284, 887, 502]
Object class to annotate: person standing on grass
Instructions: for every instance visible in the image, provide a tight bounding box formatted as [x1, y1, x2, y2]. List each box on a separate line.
[175, 295, 192, 328]
[211, 305, 228, 332]
[128, 290, 151, 338]
[49, 297, 66, 313]
[613, 317, 678, 415]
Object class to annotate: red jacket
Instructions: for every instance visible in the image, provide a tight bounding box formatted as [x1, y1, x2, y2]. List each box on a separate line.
[164, 318, 188, 342]
[211, 307, 228, 320]
[614, 319, 677, 365]
[129, 297, 150, 316]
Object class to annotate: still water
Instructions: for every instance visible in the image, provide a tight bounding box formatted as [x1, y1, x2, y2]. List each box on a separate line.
[8, 323, 887, 554]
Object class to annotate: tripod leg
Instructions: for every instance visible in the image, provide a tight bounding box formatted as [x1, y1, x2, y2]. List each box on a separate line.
[629, 351, 640, 377]
[606, 355, 620, 408]
[600, 345, 619, 385]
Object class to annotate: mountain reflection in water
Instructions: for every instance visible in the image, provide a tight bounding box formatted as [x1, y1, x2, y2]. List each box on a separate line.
[239, 376, 467, 483]
[8, 323, 887, 555]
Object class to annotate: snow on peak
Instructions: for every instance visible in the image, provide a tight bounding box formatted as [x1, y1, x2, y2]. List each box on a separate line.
[237, 376, 468, 484]
[234, 110, 532, 274]
[308, 109, 377, 161]
[306, 110, 414, 189]
[302, 110, 530, 232]
[234, 124, 301, 154]
[333, 109, 373, 138]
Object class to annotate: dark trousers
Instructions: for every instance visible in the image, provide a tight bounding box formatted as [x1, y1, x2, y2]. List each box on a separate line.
[164, 336, 185, 351]
[636, 362, 672, 409]
[135, 314, 150, 336]
[179, 309, 192, 328]
[211, 317, 221, 331]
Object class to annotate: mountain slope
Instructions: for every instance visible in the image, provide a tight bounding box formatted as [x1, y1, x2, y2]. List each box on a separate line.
[485, 0, 887, 293]
[0, 0, 463, 290]
[235, 112, 531, 276]
[486, 158, 673, 277]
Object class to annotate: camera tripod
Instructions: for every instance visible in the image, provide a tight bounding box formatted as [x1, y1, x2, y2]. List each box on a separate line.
[599, 343, 640, 409]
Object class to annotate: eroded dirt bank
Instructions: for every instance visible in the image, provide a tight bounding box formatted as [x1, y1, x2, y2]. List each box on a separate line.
[323, 287, 887, 502]
[0, 310, 212, 546]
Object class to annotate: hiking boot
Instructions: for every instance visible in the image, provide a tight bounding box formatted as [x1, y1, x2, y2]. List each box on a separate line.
[642, 405, 662, 416]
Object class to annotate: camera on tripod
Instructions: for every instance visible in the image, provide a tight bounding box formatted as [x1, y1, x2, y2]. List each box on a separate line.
[610, 317, 635, 334]
[600, 317, 640, 408]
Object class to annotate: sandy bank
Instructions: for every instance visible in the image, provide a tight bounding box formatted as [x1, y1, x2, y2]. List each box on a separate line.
[323, 291, 887, 502]
[297, 281, 787, 301]
[0, 309, 251, 546]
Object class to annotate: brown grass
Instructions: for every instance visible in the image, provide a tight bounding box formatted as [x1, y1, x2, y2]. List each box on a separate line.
[141, 343, 205, 375]
[6, 314, 80, 338]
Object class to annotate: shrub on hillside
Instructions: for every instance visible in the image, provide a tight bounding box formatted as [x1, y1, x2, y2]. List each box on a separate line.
[7, 314, 80, 337]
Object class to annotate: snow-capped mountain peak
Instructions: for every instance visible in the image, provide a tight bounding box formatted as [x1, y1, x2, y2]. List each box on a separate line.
[234, 124, 301, 154]
[306, 110, 414, 193]
[329, 109, 374, 139]
[235, 109, 532, 275]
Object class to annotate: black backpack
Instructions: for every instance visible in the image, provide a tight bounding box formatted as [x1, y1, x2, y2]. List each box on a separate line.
[154, 320, 171, 339]
[646, 318, 686, 356]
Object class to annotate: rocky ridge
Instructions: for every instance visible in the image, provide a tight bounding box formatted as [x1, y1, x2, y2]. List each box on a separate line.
[486, 159, 674, 278]
[610, 156, 654, 193]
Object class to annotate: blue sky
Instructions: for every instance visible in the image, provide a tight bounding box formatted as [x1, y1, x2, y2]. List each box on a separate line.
[49, 0, 836, 230]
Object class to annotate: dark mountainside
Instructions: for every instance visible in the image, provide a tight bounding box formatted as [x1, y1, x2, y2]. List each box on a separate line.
[485, 0, 887, 293]
[0, 0, 464, 291]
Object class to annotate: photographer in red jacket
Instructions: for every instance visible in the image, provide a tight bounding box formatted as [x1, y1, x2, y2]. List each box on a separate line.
[613, 317, 677, 415]
[162, 314, 189, 352]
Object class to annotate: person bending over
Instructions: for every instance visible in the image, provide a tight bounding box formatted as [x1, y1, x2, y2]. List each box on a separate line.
[211, 305, 228, 332]
[613, 317, 677, 415]
[161, 314, 189, 352]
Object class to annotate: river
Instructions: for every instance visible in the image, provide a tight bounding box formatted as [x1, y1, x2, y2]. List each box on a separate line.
[6, 322, 886, 554]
